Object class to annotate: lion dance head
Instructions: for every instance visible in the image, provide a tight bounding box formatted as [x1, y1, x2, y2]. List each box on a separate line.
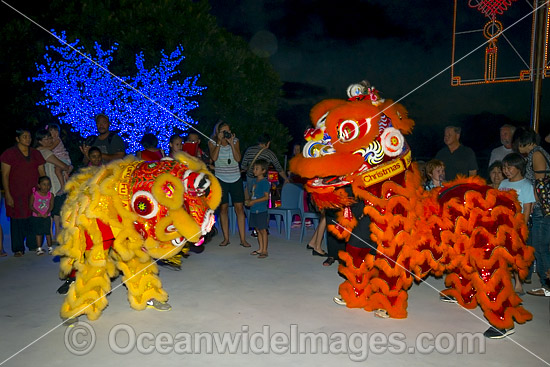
[290, 81, 416, 208]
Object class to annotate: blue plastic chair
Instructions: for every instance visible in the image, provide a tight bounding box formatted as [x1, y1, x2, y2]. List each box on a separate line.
[268, 183, 303, 240]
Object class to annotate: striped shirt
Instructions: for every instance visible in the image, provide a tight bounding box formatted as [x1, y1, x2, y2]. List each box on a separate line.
[241, 145, 283, 179]
[214, 141, 240, 183]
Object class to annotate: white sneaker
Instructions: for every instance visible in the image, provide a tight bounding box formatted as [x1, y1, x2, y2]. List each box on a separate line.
[333, 296, 347, 306]
[48, 247, 54, 255]
[146, 299, 172, 311]
[36, 247, 45, 256]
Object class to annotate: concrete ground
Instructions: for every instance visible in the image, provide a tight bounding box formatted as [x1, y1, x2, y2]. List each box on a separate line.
[0, 214, 549, 367]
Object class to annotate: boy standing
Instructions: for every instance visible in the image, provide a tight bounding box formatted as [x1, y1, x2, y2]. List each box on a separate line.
[245, 159, 271, 258]
[498, 153, 535, 296]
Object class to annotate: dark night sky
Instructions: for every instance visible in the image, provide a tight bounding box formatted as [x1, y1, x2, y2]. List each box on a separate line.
[208, 0, 550, 161]
[2, 0, 548, 163]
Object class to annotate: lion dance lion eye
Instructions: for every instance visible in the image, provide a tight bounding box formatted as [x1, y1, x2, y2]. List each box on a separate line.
[338, 120, 360, 142]
[131, 191, 159, 219]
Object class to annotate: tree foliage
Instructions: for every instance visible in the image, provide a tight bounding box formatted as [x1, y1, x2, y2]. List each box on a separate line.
[1, 0, 288, 157]
[48, 0, 288, 156]
[31, 32, 204, 153]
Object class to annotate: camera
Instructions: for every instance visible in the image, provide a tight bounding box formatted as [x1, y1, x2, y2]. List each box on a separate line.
[223, 131, 232, 139]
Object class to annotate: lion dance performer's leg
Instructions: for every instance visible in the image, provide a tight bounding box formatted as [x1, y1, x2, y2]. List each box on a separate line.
[338, 245, 374, 308]
[364, 242, 412, 319]
[59, 250, 117, 321]
[328, 201, 376, 309]
[116, 256, 168, 310]
[438, 180, 534, 329]
[357, 180, 417, 319]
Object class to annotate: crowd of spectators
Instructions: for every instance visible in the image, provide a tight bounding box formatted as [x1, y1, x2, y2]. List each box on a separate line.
[418, 124, 550, 297]
[0, 116, 549, 299]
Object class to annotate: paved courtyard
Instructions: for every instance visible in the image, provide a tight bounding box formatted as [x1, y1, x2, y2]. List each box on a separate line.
[0, 213, 549, 367]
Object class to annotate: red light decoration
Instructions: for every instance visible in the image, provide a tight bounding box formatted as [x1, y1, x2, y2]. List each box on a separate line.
[468, 0, 518, 20]
[451, 0, 550, 86]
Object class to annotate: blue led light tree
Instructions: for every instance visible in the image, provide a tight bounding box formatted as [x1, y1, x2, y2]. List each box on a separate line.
[31, 32, 205, 153]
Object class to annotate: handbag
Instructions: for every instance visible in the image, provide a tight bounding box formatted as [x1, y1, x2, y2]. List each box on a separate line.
[534, 151, 550, 216]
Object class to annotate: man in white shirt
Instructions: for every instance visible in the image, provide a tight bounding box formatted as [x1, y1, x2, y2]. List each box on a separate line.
[488, 124, 515, 166]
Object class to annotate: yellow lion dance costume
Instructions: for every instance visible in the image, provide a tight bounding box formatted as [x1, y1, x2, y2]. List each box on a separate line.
[290, 82, 534, 332]
[56, 152, 220, 321]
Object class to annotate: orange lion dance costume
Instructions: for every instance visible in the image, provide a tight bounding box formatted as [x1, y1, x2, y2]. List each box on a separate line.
[290, 82, 534, 331]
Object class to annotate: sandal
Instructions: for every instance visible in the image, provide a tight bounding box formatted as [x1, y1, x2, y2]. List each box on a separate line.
[258, 253, 268, 259]
[374, 309, 389, 319]
[0, 252, 7, 257]
[219, 241, 230, 247]
[240, 242, 251, 248]
[250, 250, 260, 256]
[323, 257, 335, 266]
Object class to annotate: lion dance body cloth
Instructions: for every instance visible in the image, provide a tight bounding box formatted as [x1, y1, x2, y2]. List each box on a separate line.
[56, 153, 221, 321]
[289, 82, 534, 329]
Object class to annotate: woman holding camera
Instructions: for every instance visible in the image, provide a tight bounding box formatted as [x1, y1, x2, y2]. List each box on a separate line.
[209, 121, 251, 247]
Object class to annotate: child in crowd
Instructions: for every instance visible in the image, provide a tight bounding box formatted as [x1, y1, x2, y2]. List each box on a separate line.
[88, 146, 103, 167]
[29, 176, 54, 255]
[47, 124, 71, 193]
[168, 134, 183, 158]
[424, 159, 445, 190]
[499, 153, 535, 295]
[245, 159, 271, 258]
[137, 133, 164, 161]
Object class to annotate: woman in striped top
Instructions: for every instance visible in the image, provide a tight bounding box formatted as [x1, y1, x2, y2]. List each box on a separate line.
[209, 121, 251, 247]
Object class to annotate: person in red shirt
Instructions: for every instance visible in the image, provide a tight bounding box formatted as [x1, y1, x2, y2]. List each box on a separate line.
[137, 133, 165, 161]
[0, 129, 46, 256]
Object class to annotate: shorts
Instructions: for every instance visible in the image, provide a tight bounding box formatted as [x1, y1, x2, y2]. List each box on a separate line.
[51, 194, 67, 217]
[249, 211, 268, 230]
[31, 216, 51, 236]
[220, 178, 245, 205]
